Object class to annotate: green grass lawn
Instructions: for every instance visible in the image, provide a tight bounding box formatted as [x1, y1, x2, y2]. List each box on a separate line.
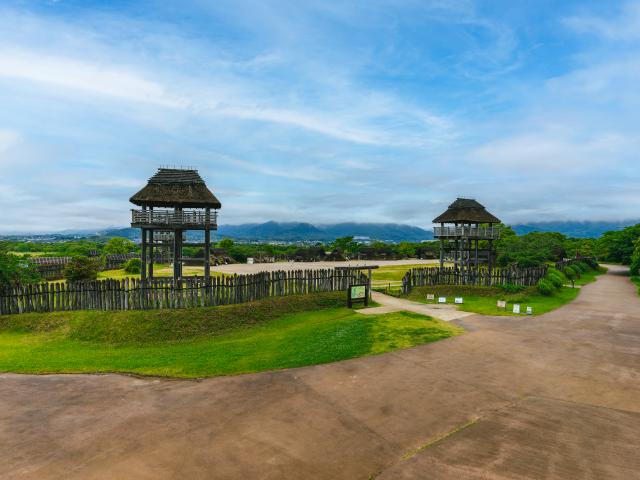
[0, 293, 461, 378]
[572, 266, 607, 286]
[371, 263, 438, 283]
[404, 266, 605, 317]
[631, 276, 640, 296]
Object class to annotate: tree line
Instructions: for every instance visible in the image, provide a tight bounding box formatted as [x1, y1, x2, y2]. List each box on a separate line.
[2, 223, 640, 286]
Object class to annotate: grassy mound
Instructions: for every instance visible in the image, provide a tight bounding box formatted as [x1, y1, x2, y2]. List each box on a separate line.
[0, 292, 345, 344]
[0, 293, 462, 378]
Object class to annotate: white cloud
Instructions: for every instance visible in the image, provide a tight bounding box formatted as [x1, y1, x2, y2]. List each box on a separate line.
[0, 48, 184, 108]
[470, 132, 630, 172]
[564, 1, 640, 40]
[216, 154, 334, 182]
[0, 129, 20, 153]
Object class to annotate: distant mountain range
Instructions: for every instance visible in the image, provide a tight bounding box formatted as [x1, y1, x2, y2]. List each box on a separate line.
[3, 220, 639, 242]
[98, 222, 434, 242]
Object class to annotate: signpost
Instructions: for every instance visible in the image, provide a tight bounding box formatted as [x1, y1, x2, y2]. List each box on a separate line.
[438, 297, 447, 304]
[336, 265, 378, 307]
[348, 284, 369, 308]
[497, 300, 507, 309]
[513, 304, 521, 314]
[426, 293, 435, 301]
[454, 297, 463, 304]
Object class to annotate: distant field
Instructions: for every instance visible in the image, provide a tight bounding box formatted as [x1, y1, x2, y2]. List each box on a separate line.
[0, 292, 461, 378]
[97, 264, 227, 280]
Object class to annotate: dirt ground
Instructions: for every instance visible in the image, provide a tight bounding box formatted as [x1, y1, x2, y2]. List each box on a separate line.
[1, 265, 639, 479]
[211, 258, 439, 275]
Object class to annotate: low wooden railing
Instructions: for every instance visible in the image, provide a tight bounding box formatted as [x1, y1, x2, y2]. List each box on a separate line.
[433, 226, 501, 239]
[131, 209, 218, 227]
[401, 265, 547, 294]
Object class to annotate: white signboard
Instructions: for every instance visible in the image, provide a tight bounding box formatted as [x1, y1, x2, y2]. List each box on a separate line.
[497, 300, 507, 309]
[247, 257, 254, 264]
[512, 304, 521, 314]
[438, 297, 447, 304]
[526, 306, 533, 315]
[426, 294, 435, 301]
[454, 297, 463, 304]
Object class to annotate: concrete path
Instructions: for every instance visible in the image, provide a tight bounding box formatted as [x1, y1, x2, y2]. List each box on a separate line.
[1, 265, 639, 479]
[359, 291, 476, 321]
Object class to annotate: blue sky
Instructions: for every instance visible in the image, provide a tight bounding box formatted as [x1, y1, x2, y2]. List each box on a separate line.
[0, 0, 639, 232]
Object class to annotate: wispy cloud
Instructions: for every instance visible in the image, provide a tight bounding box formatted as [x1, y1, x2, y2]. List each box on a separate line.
[0, 129, 20, 153]
[0, 48, 184, 107]
[564, 1, 640, 40]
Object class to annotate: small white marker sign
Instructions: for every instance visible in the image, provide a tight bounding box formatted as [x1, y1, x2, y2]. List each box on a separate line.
[426, 294, 435, 301]
[455, 297, 463, 304]
[438, 297, 447, 304]
[497, 300, 507, 309]
[526, 306, 533, 315]
[512, 304, 521, 314]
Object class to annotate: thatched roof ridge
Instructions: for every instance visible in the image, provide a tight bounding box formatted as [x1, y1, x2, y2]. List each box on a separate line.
[130, 168, 222, 209]
[432, 198, 500, 224]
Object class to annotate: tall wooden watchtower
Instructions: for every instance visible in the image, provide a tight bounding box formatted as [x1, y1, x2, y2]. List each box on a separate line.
[130, 168, 222, 282]
[433, 198, 501, 276]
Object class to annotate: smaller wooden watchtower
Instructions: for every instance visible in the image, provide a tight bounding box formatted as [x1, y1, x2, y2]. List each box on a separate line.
[130, 168, 222, 282]
[433, 198, 501, 275]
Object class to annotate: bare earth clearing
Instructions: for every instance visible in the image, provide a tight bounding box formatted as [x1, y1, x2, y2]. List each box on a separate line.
[211, 258, 439, 275]
[1, 265, 639, 479]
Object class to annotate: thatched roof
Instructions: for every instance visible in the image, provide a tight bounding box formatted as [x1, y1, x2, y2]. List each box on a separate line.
[130, 168, 222, 209]
[433, 198, 500, 224]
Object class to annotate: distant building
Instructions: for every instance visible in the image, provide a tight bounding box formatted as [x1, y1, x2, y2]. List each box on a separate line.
[353, 236, 371, 244]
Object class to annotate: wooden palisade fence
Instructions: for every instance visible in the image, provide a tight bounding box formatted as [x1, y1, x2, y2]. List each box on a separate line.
[0, 269, 364, 315]
[401, 265, 548, 295]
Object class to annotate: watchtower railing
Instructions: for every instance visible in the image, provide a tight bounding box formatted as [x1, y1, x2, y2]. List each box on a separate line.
[433, 226, 500, 239]
[131, 209, 218, 228]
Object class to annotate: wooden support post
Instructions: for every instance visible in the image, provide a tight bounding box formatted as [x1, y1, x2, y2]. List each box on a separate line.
[148, 228, 154, 279]
[204, 227, 211, 281]
[439, 222, 445, 271]
[141, 227, 147, 281]
[475, 237, 479, 275]
[173, 229, 180, 282]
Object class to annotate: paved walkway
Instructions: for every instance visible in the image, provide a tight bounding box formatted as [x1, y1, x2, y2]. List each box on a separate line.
[359, 291, 476, 321]
[1, 265, 639, 479]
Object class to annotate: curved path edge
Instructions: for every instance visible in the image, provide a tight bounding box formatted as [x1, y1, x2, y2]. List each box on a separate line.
[1, 265, 639, 479]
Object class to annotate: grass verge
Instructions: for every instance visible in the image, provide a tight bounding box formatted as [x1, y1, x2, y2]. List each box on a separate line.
[403, 266, 605, 316]
[0, 292, 461, 378]
[631, 276, 640, 296]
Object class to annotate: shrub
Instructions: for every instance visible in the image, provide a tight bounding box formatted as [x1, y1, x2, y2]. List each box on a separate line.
[124, 258, 142, 274]
[0, 244, 41, 286]
[546, 269, 566, 289]
[574, 261, 591, 273]
[64, 256, 101, 282]
[631, 250, 640, 276]
[499, 283, 526, 294]
[564, 265, 578, 279]
[583, 258, 599, 269]
[537, 279, 554, 296]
